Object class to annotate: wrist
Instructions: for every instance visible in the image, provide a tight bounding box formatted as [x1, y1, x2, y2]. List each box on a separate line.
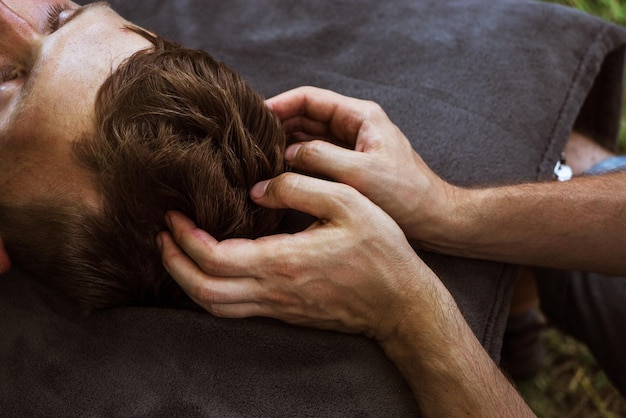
[375, 273, 484, 407]
[375, 266, 460, 364]
[409, 184, 482, 256]
[375, 273, 533, 417]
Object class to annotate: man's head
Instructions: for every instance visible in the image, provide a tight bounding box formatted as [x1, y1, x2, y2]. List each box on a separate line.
[0, 2, 286, 309]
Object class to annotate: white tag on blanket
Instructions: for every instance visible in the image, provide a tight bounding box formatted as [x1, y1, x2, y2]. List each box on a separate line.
[554, 153, 573, 181]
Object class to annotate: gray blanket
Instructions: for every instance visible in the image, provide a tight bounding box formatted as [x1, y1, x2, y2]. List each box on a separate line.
[2, 0, 625, 416]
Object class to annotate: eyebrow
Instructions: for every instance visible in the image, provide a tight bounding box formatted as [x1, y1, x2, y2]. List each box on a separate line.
[59, 2, 112, 30]
[10, 2, 112, 125]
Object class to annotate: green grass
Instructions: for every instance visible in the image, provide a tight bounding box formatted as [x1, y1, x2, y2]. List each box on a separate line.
[516, 329, 625, 417]
[562, 0, 626, 149]
[518, 3, 626, 416]
[547, 0, 626, 26]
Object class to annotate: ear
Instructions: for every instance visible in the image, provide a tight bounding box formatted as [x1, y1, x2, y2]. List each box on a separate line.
[0, 237, 12, 274]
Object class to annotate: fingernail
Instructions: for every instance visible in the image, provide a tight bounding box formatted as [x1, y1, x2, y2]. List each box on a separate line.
[250, 180, 270, 199]
[284, 143, 302, 162]
[155, 234, 163, 251]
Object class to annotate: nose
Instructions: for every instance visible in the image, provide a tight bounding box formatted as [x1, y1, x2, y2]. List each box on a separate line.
[0, 1, 39, 69]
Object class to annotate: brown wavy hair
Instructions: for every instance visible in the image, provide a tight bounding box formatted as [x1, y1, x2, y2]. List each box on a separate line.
[0, 30, 286, 310]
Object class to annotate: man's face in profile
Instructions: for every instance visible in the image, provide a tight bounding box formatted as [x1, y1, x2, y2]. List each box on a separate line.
[0, 1, 153, 208]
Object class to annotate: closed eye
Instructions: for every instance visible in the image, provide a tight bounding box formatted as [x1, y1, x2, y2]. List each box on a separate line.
[0, 67, 24, 84]
[46, 3, 71, 33]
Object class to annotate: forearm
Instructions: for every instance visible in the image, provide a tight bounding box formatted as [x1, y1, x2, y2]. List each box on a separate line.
[420, 172, 626, 275]
[379, 271, 533, 417]
[162, 165, 532, 415]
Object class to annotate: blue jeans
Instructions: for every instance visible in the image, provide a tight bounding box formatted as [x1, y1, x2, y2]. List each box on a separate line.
[583, 156, 626, 176]
[537, 156, 626, 395]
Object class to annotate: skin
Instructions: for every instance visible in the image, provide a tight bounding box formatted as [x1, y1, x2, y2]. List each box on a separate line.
[443, 173, 626, 274]
[158, 87, 539, 416]
[269, 88, 626, 275]
[0, 0, 153, 272]
[507, 132, 616, 316]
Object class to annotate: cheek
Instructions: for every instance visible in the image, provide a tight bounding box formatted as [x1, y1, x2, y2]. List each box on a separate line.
[0, 150, 53, 205]
[0, 133, 87, 206]
[8, 102, 78, 178]
[28, 76, 97, 139]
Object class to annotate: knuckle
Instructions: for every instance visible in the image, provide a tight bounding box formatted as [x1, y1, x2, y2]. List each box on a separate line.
[161, 249, 185, 273]
[362, 100, 385, 119]
[348, 167, 373, 192]
[330, 183, 361, 211]
[194, 283, 214, 304]
[298, 140, 324, 164]
[171, 227, 195, 254]
[352, 151, 375, 171]
[270, 172, 301, 202]
[299, 85, 317, 95]
[194, 282, 225, 312]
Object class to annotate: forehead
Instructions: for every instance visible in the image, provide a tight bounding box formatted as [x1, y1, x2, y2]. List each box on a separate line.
[15, 4, 149, 132]
[0, 2, 153, 207]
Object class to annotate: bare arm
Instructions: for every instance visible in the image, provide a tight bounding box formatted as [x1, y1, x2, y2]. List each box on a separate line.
[378, 261, 533, 417]
[268, 87, 626, 275]
[435, 174, 626, 275]
[158, 173, 534, 417]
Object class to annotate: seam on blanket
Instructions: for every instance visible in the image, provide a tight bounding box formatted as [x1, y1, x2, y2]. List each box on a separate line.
[536, 24, 614, 179]
[481, 262, 520, 360]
